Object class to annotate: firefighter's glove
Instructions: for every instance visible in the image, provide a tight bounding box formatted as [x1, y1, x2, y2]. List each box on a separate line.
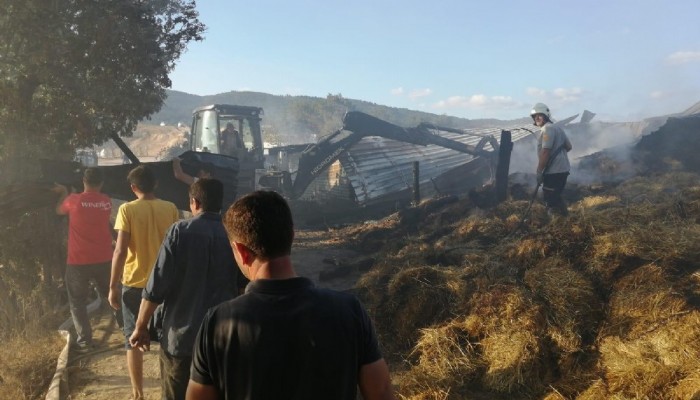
[536, 171, 544, 185]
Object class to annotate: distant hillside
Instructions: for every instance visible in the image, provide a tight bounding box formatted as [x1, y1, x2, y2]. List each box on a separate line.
[148, 90, 529, 144]
[148, 90, 700, 146]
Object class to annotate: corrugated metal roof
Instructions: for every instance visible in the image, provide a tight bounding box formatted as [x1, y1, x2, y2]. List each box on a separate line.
[339, 124, 537, 205]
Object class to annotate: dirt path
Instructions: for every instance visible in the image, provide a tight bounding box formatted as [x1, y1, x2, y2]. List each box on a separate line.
[66, 228, 362, 399]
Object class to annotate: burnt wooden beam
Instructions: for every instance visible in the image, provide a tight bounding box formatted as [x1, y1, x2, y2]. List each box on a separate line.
[495, 130, 513, 204]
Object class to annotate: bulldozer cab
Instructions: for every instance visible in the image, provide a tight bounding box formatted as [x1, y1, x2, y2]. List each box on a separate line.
[190, 104, 264, 161]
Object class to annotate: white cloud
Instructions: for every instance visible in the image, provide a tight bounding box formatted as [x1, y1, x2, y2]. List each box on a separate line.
[408, 88, 432, 100]
[390, 87, 404, 96]
[649, 90, 666, 99]
[433, 94, 518, 110]
[527, 87, 547, 97]
[391, 87, 432, 100]
[527, 86, 583, 103]
[665, 51, 700, 65]
[552, 87, 583, 102]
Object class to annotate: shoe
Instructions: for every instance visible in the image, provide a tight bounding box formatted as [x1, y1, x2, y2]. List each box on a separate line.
[72, 342, 93, 354]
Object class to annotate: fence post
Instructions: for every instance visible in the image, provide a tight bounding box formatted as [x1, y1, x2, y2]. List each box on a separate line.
[495, 130, 513, 203]
[412, 161, 420, 206]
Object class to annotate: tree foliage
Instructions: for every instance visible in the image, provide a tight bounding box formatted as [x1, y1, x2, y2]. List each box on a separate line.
[0, 0, 205, 337]
[0, 0, 204, 159]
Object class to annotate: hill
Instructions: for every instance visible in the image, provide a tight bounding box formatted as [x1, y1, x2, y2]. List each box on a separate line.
[148, 90, 528, 144]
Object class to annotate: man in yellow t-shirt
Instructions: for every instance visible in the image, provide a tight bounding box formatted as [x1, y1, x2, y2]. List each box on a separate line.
[109, 165, 179, 400]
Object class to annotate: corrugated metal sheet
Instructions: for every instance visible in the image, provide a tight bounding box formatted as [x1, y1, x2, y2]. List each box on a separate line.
[339, 124, 537, 205]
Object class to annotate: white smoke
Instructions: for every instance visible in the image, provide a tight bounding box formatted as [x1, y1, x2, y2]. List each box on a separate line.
[508, 121, 649, 185]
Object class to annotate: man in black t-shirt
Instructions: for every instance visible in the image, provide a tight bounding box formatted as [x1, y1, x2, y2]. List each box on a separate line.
[186, 191, 395, 400]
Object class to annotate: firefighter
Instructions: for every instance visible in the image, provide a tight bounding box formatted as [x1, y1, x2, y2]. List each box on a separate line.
[531, 103, 572, 216]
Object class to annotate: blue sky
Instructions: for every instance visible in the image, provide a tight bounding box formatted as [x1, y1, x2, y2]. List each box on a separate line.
[169, 0, 700, 122]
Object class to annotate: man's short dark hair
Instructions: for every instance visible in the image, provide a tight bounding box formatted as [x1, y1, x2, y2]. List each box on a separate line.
[224, 190, 294, 260]
[127, 165, 157, 194]
[189, 178, 224, 212]
[83, 167, 103, 186]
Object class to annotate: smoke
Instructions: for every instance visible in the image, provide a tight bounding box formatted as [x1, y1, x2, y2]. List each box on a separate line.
[568, 122, 650, 184]
[568, 122, 641, 158]
[510, 136, 538, 175]
[508, 121, 650, 185]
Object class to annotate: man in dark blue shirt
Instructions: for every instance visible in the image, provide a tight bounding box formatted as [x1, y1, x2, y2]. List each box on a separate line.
[186, 190, 395, 400]
[129, 178, 244, 400]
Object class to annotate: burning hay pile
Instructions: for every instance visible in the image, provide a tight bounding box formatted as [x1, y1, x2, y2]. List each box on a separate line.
[351, 169, 700, 399]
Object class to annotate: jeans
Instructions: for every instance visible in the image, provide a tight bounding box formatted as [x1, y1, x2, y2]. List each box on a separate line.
[66, 262, 120, 346]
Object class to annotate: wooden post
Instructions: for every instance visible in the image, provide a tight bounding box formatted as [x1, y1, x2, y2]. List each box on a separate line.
[495, 130, 513, 203]
[412, 161, 420, 206]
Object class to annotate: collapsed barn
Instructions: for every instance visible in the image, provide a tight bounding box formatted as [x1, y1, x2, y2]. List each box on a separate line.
[268, 118, 536, 206]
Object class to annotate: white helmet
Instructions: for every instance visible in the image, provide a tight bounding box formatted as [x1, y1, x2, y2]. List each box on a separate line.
[530, 103, 551, 120]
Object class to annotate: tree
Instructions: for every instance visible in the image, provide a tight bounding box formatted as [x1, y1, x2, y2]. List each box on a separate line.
[0, 0, 205, 171]
[0, 0, 205, 336]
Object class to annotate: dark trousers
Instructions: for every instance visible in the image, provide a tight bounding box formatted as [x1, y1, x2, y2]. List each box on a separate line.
[66, 262, 122, 345]
[543, 172, 569, 215]
[159, 349, 192, 400]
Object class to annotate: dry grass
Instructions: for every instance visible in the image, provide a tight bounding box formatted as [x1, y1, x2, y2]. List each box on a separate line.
[400, 285, 547, 396]
[382, 266, 470, 354]
[523, 258, 601, 355]
[0, 330, 64, 399]
[480, 329, 542, 393]
[588, 221, 700, 283]
[351, 172, 700, 398]
[575, 379, 609, 400]
[455, 216, 508, 243]
[398, 319, 481, 398]
[603, 263, 690, 339]
[599, 312, 700, 398]
[397, 387, 451, 400]
[504, 237, 551, 265]
[572, 195, 621, 210]
[670, 370, 700, 400]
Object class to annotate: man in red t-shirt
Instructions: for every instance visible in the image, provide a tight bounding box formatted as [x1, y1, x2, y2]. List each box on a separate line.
[55, 167, 121, 352]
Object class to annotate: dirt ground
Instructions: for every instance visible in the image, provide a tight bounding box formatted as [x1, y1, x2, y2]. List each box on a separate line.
[65, 227, 362, 399]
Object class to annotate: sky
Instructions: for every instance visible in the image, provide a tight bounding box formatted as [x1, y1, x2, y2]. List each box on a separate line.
[169, 0, 700, 122]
